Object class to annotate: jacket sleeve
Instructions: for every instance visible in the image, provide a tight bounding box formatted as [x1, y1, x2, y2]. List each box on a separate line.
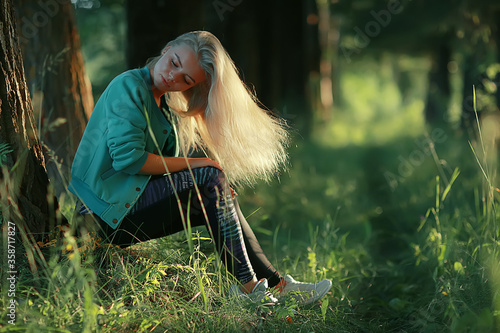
[105, 75, 151, 175]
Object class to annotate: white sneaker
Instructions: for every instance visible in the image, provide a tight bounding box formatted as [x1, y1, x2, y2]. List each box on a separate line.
[228, 278, 278, 305]
[276, 274, 332, 305]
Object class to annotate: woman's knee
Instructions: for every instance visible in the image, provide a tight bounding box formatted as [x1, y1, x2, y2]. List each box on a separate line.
[191, 166, 231, 206]
[195, 166, 227, 187]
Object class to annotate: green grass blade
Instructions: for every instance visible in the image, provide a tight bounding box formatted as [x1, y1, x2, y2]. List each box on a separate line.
[468, 141, 490, 184]
[436, 176, 440, 211]
[441, 168, 460, 202]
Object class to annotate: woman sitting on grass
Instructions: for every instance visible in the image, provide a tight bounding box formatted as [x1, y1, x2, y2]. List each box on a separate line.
[69, 30, 331, 305]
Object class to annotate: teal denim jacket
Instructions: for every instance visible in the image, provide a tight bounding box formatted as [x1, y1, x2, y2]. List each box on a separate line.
[68, 67, 178, 229]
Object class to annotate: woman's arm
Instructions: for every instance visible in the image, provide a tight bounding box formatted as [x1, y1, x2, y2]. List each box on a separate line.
[138, 153, 222, 175]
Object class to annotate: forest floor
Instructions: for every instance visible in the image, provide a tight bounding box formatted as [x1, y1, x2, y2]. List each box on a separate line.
[1, 119, 499, 332]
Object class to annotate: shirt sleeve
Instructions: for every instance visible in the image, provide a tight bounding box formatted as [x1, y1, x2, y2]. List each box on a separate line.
[105, 74, 150, 174]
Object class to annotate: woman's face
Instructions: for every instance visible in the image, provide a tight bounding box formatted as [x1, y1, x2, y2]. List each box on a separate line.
[151, 44, 206, 93]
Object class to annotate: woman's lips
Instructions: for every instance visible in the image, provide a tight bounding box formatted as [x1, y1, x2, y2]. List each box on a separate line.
[161, 75, 171, 88]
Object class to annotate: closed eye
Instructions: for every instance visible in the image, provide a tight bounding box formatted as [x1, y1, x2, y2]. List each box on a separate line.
[173, 53, 195, 85]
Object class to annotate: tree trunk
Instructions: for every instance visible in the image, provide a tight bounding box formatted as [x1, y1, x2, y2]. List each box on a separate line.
[317, 0, 337, 119]
[273, 0, 315, 136]
[424, 41, 451, 124]
[14, 0, 93, 197]
[0, 0, 63, 242]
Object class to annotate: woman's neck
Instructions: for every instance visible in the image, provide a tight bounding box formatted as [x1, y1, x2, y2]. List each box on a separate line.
[149, 67, 163, 107]
[153, 92, 162, 107]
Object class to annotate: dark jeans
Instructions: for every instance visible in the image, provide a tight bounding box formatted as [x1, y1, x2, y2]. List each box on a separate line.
[77, 167, 281, 287]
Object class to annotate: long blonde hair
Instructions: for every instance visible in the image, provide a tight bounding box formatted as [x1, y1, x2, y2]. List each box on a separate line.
[147, 31, 289, 186]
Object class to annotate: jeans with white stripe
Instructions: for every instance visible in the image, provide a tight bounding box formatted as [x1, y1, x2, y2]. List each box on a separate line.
[87, 167, 280, 285]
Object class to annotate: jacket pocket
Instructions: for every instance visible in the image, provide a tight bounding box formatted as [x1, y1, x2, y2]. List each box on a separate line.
[101, 168, 117, 180]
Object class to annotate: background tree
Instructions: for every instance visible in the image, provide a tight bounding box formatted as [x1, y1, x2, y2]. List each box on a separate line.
[424, 39, 452, 124]
[14, 0, 94, 196]
[0, 0, 63, 245]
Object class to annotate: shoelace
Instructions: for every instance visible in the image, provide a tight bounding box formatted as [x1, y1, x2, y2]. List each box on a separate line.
[261, 291, 278, 304]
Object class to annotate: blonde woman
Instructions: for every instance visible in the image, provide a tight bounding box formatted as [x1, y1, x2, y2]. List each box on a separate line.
[69, 31, 331, 305]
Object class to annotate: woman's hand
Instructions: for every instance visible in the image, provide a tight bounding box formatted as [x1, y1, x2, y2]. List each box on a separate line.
[139, 154, 223, 175]
[188, 157, 223, 171]
[190, 158, 235, 198]
[139, 155, 234, 197]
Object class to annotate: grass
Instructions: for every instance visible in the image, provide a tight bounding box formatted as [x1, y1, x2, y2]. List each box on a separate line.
[1, 122, 498, 332]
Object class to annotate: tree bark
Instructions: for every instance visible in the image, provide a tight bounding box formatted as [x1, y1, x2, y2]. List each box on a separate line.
[0, 0, 62, 241]
[14, 0, 93, 196]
